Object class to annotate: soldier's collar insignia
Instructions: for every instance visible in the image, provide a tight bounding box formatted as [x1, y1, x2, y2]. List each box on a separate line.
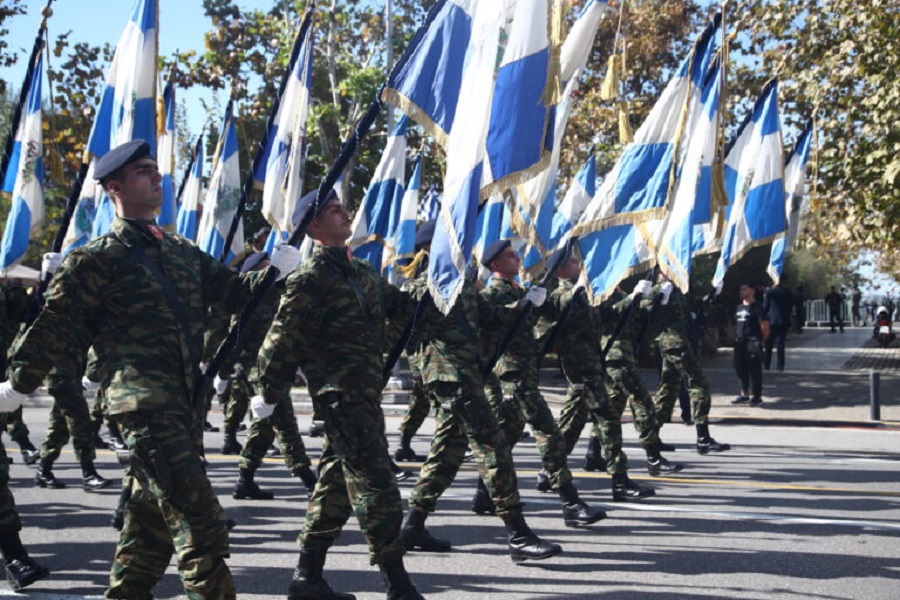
[147, 224, 164, 242]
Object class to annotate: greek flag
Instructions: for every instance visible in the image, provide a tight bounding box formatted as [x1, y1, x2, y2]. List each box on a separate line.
[658, 55, 723, 291]
[87, 0, 158, 237]
[574, 13, 720, 234]
[473, 192, 506, 267]
[580, 223, 656, 302]
[176, 135, 204, 241]
[417, 186, 440, 223]
[197, 102, 243, 262]
[550, 149, 595, 250]
[349, 116, 408, 271]
[713, 79, 785, 292]
[156, 81, 177, 230]
[384, 154, 421, 281]
[61, 163, 101, 255]
[261, 23, 315, 251]
[385, 0, 557, 312]
[767, 118, 814, 283]
[0, 53, 44, 270]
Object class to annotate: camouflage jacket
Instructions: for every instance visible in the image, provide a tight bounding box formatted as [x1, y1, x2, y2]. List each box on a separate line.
[642, 283, 689, 350]
[597, 289, 641, 363]
[257, 245, 417, 402]
[10, 217, 265, 415]
[0, 285, 29, 355]
[219, 282, 283, 378]
[480, 278, 549, 377]
[545, 279, 603, 382]
[408, 279, 518, 386]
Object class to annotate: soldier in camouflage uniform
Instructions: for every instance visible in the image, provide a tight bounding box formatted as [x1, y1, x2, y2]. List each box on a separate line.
[476, 240, 606, 520]
[0, 282, 40, 464]
[537, 249, 655, 501]
[254, 190, 424, 600]
[2, 140, 302, 599]
[34, 347, 113, 491]
[401, 266, 563, 564]
[646, 273, 730, 454]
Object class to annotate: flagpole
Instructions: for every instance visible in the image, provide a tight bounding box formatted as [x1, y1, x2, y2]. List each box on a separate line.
[0, 0, 54, 182]
[175, 134, 203, 203]
[217, 2, 317, 263]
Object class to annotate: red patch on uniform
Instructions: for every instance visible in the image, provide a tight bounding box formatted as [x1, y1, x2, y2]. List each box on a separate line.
[147, 224, 164, 241]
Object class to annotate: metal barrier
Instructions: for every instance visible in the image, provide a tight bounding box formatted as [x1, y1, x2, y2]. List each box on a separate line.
[804, 299, 851, 327]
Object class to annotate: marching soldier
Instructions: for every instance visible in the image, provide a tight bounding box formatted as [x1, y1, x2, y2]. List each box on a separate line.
[2, 139, 302, 599]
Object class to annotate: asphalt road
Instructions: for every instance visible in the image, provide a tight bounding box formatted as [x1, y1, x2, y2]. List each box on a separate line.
[2, 407, 898, 600]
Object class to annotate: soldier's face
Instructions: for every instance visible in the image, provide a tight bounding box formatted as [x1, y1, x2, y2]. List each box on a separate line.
[557, 256, 580, 281]
[310, 198, 352, 246]
[490, 247, 520, 278]
[107, 158, 163, 212]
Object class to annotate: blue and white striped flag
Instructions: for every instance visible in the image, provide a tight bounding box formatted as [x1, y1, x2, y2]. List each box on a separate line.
[176, 135, 204, 241]
[417, 186, 440, 223]
[0, 52, 44, 270]
[550, 149, 595, 250]
[86, 0, 158, 237]
[61, 163, 101, 255]
[473, 191, 505, 269]
[261, 23, 315, 251]
[658, 55, 723, 291]
[713, 78, 785, 292]
[767, 118, 813, 283]
[384, 154, 421, 282]
[156, 81, 177, 230]
[574, 13, 720, 234]
[580, 223, 656, 301]
[349, 116, 408, 271]
[385, 0, 558, 312]
[197, 102, 243, 262]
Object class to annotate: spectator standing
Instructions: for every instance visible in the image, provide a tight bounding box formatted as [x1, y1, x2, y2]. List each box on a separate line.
[732, 282, 769, 406]
[851, 285, 863, 326]
[793, 285, 806, 333]
[763, 277, 793, 371]
[824, 286, 845, 333]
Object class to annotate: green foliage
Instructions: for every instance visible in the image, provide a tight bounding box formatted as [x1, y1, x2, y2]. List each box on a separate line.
[0, 0, 27, 96]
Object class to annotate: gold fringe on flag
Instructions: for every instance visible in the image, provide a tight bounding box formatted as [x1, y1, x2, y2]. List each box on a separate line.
[617, 104, 633, 144]
[156, 94, 166, 137]
[600, 54, 621, 101]
[396, 249, 428, 279]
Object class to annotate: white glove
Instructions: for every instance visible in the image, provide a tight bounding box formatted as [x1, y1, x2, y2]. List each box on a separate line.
[251, 395, 275, 419]
[0, 381, 27, 413]
[525, 286, 547, 307]
[632, 279, 652, 297]
[213, 375, 229, 395]
[82, 376, 101, 393]
[660, 281, 674, 305]
[41, 252, 63, 277]
[269, 244, 302, 281]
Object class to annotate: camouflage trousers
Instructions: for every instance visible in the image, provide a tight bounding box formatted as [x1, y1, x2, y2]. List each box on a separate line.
[3, 406, 30, 447]
[222, 364, 251, 431]
[300, 391, 404, 566]
[557, 376, 628, 475]
[487, 370, 572, 491]
[239, 389, 311, 475]
[399, 375, 431, 437]
[107, 410, 234, 600]
[654, 345, 711, 429]
[41, 381, 96, 463]
[409, 381, 522, 517]
[0, 436, 21, 533]
[604, 360, 659, 449]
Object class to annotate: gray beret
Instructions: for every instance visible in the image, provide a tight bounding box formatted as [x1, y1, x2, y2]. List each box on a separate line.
[481, 238, 512, 268]
[292, 187, 339, 230]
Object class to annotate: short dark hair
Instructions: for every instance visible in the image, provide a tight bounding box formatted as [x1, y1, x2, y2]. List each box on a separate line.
[739, 281, 755, 289]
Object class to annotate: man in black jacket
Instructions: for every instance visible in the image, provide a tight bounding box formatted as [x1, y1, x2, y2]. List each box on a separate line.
[763, 276, 793, 371]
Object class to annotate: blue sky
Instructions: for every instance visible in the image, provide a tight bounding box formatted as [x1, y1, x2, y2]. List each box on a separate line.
[1, 0, 280, 135]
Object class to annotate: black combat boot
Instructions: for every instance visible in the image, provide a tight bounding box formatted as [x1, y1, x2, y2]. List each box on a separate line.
[308, 420, 325, 438]
[393, 431, 421, 462]
[645, 445, 684, 476]
[582, 436, 604, 471]
[696, 424, 731, 454]
[379, 556, 425, 600]
[656, 439, 676, 453]
[233, 467, 274, 500]
[34, 457, 65, 489]
[287, 548, 356, 600]
[502, 512, 562, 564]
[611, 472, 655, 501]
[471, 478, 496, 515]
[0, 531, 49, 591]
[390, 458, 415, 482]
[17, 438, 39, 466]
[81, 460, 113, 491]
[92, 414, 107, 449]
[401, 507, 451, 552]
[557, 481, 607, 527]
[294, 465, 318, 495]
[535, 469, 551, 493]
[221, 426, 242, 455]
[107, 421, 127, 451]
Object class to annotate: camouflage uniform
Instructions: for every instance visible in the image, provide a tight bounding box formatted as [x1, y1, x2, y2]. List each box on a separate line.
[480, 278, 570, 490]
[407, 279, 523, 516]
[1, 286, 34, 450]
[256, 245, 417, 566]
[397, 356, 431, 443]
[645, 284, 712, 428]
[41, 358, 96, 465]
[10, 217, 265, 599]
[545, 280, 624, 474]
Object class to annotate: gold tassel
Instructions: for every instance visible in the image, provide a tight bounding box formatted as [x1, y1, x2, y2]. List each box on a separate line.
[156, 94, 166, 137]
[396, 249, 427, 279]
[618, 104, 633, 144]
[600, 54, 621, 101]
[710, 159, 728, 214]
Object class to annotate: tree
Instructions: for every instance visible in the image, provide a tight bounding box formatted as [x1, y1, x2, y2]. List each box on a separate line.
[0, 0, 27, 96]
